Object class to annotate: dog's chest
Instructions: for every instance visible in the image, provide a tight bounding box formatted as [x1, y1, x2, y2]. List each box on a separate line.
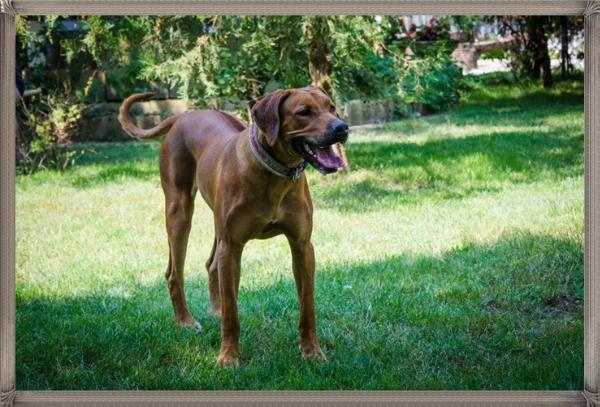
[243, 203, 291, 240]
[230, 181, 305, 240]
[254, 225, 284, 240]
[251, 212, 286, 240]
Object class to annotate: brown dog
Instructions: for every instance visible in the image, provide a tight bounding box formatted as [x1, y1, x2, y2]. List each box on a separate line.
[119, 86, 348, 366]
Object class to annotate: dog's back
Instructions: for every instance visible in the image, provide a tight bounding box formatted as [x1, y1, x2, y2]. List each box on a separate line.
[172, 109, 245, 155]
[119, 94, 248, 193]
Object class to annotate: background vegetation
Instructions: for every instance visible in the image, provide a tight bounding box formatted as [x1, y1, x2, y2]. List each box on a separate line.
[15, 15, 583, 173]
[17, 16, 456, 104]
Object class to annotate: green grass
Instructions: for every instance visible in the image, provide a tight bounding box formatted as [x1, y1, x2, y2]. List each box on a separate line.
[16, 76, 584, 390]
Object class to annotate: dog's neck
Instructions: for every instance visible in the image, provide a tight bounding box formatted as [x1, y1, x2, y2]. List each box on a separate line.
[247, 123, 307, 182]
[259, 134, 304, 170]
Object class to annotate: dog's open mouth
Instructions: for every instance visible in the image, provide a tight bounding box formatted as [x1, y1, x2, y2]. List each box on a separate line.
[292, 139, 346, 174]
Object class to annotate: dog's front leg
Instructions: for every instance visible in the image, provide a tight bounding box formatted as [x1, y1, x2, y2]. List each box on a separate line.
[216, 239, 243, 366]
[288, 238, 326, 361]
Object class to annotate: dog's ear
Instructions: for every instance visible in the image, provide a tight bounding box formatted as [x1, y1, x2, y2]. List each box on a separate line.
[251, 89, 290, 147]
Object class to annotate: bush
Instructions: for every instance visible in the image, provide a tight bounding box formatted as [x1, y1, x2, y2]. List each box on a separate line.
[17, 16, 471, 128]
[17, 94, 85, 173]
[394, 47, 468, 114]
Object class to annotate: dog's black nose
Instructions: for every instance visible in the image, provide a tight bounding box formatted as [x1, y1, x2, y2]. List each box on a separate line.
[330, 120, 349, 143]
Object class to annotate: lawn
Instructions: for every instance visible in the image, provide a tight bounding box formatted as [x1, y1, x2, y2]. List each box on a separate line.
[16, 75, 584, 390]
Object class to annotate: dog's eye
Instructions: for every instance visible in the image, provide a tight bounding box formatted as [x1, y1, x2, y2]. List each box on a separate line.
[330, 105, 336, 112]
[296, 108, 312, 117]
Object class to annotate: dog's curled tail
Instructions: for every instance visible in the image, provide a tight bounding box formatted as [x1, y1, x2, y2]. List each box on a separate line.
[118, 92, 182, 140]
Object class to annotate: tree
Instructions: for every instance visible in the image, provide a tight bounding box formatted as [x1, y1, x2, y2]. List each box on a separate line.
[500, 16, 557, 88]
[554, 16, 583, 79]
[304, 17, 334, 96]
[304, 17, 351, 167]
[560, 16, 569, 79]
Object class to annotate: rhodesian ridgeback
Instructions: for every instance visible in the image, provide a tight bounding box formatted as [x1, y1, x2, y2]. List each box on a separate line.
[119, 86, 348, 366]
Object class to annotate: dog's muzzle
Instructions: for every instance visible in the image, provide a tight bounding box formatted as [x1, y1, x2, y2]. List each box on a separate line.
[292, 119, 349, 175]
[327, 119, 349, 144]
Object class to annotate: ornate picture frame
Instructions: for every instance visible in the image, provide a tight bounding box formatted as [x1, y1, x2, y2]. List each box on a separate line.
[1, 1, 598, 405]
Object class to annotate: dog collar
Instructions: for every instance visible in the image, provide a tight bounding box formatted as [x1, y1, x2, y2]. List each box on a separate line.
[248, 123, 308, 182]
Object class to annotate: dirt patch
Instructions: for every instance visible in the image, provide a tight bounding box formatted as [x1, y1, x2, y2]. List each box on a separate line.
[543, 294, 582, 317]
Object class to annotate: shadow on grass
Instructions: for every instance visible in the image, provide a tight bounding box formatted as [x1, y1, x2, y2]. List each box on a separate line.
[51, 79, 583, 197]
[16, 232, 583, 391]
[351, 129, 581, 175]
[63, 142, 161, 188]
[460, 90, 583, 118]
[314, 127, 582, 211]
[70, 163, 158, 188]
[63, 123, 583, 211]
[371, 80, 583, 132]
[73, 142, 161, 167]
[463, 86, 583, 113]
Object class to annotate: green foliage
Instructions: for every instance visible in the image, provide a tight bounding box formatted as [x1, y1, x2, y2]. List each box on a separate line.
[325, 17, 393, 101]
[450, 16, 485, 42]
[495, 16, 583, 87]
[18, 16, 467, 113]
[140, 17, 310, 104]
[480, 48, 508, 60]
[17, 94, 85, 173]
[394, 46, 467, 113]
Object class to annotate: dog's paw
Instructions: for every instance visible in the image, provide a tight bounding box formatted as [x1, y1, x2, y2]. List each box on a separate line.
[216, 352, 239, 367]
[176, 317, 202, 332]
[301, 344, 327, 362]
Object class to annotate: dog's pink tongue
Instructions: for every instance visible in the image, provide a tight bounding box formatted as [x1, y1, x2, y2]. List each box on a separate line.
[314, 145, 345, 169]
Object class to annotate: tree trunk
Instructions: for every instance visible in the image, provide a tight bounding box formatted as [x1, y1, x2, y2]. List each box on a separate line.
[541, 48, 553, 88]
[560, 16, 569, 79]
[532, 58, 542, 79]
[538, 18, 553, 88]
[305, 17, 334, 96]
[527, 17, 553, 88]
[304, 17, 348, 169]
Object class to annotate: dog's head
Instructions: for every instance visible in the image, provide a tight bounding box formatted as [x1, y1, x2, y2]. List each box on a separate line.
[251, 86, 349, 174]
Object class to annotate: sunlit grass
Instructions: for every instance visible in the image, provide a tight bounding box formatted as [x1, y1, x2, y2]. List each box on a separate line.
[16, 76, 583, 390]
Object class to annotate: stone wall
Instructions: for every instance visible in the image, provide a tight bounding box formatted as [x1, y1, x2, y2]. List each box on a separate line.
[34, 68, 401, 141]
[343, 99, 396, 126]
[76, 99, 191, 142]
[76, 98, 400, 142]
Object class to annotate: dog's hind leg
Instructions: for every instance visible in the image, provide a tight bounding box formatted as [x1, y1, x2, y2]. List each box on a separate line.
[162, 172, 200, 331]
[206, 237, 221, 317]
